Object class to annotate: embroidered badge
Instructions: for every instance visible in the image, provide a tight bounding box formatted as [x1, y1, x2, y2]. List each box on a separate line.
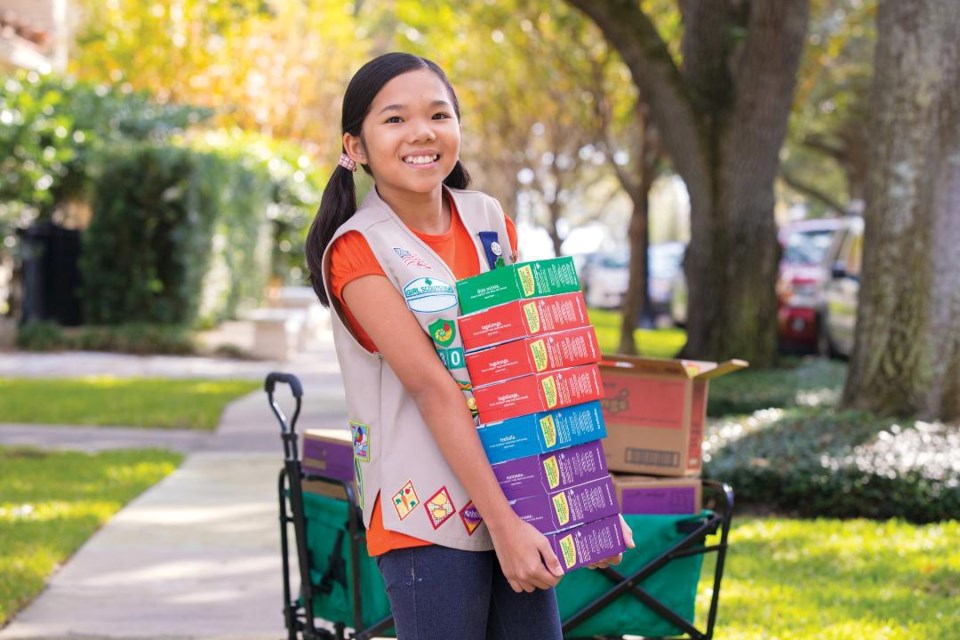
[350, 421, 370, 462]
[392, 480, 420, 521]
[354, 457, 365, 509]
[466, 396, 479, 419]
[394, 246, 433, 269]
[425, 486, 456, 529]
[428, 319, 457, 347]
[459, 501, 483, 536]
[478, 231, 502, 270]
[437, 346, 465, 370]
[455, 379, 472, 392]
[402, 277, 458, 314]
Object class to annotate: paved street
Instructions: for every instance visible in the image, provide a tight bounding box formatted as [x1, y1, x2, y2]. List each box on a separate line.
[0, 339, 349, 639]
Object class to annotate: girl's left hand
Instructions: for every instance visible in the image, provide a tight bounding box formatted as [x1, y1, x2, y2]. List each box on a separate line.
[587, 515, 635, 570]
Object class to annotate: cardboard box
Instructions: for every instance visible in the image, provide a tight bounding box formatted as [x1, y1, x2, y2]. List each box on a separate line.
[612, 474, 702, 515]
[302, 478, 355, 502]
[466, 326, 601, 387]
[547, 514, 626, 572]
[510, 476, 620, 533]
[301, 429, 355, 481]
[458, 291, 590, 353]
[456, 257, 581, 315]
[478, 400, 607, 464]
[600, 355, 747, 476]
[473, 363, 604, 425]
[492, 440, 609, 501]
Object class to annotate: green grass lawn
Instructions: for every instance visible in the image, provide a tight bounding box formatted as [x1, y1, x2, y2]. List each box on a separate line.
[695, 517, 959, 639]
[0, 377, 260, 430]
[587, 308, 687, 358]
[0, 446, 182, 626]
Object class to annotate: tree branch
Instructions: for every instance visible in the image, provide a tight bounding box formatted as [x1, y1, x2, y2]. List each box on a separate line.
[779, 169, 846, 215]
[566, 0, 708, 199]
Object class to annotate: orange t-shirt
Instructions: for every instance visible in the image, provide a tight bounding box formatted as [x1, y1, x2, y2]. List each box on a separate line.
[329, 197, 518, 556]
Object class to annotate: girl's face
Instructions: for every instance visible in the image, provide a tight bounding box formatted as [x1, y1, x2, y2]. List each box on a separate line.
[344, 69, 461, 200]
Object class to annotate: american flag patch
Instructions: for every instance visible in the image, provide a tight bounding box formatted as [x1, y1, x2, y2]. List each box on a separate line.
[393, 247, 432, 269]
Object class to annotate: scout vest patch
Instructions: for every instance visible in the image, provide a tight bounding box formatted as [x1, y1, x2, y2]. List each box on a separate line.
[392, 480, 420, 520]
[350, 421, 370, 462]
[428, 318, 465, 369]
[425, 486, 456, 529]
[459, 501, 483, 535]
[393, 246, 433, 269]
[403, 277, 458, 314]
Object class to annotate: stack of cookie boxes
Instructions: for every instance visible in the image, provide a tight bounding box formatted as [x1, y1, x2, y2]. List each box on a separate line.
[456, 257, 626, 572]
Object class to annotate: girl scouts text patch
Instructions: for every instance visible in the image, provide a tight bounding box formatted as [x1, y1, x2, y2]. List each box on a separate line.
[402, 277, 457, 314]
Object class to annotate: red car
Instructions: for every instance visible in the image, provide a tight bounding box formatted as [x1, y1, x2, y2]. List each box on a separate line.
[776, 219, 846, 354]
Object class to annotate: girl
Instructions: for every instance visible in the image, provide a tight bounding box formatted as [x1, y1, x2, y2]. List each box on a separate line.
[305, 52, 630, 639]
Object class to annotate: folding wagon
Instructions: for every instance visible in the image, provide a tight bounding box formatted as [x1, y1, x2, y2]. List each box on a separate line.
[266, 372, 734, 640]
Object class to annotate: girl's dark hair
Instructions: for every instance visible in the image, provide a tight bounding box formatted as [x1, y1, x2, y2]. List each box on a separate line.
[305, 52, 471, 306]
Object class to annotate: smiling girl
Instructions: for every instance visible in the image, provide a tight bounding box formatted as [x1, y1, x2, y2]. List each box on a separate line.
[305, 52, 626, 639]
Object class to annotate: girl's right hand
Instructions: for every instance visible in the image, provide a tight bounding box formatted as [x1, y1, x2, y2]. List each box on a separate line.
[488, 514, 565, 593]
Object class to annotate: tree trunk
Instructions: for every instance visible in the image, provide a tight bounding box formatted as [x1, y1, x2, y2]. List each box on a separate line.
[841, 0, 960, 421]
[568, 0, 808, 368]
[617, 178, 652, 355]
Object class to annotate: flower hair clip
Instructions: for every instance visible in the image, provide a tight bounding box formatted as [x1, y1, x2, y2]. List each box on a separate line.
[338, 153, 357, 172]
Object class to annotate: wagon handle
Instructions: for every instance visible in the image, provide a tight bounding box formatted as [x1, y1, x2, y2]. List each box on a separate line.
[265, 372, 303, 462]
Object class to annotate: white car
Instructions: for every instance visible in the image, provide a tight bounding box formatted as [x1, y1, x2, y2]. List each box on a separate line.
[581, 243, 686, 317]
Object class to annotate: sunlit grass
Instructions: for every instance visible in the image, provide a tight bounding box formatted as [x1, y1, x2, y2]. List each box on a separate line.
[0, 446, 182, 626]
[694, 517, 960, 639]
[0, 377, 259, 430]
[587, 308, 687, 358]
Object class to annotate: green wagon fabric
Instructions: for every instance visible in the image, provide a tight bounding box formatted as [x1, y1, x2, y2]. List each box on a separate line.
[556, 511, 710, 638]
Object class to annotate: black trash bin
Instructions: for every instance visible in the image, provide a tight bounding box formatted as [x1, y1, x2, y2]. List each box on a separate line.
[18, 222, 84, 326]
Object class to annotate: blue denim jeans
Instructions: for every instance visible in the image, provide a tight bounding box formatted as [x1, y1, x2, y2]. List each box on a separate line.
[376, 545, 562, 640]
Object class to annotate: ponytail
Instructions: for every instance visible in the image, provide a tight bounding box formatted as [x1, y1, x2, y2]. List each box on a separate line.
[306, 164, 358, 307]
[444, 160, 471, 190]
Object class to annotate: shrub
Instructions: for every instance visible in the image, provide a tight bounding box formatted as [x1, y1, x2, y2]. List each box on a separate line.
[703, 407, 960, 522]
[706, 357, 847, 416]
[15, 322, 196, 355]
[15, 321, 68, 351]
[79, 142, 274, 326]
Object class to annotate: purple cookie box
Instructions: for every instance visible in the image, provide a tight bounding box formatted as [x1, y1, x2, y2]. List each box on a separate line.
[492, 440, 608, 501]
[621, 486, 698, 515]
[546, 514, 626, 572]
[510, 476, 619, 533]
[301, 437, 354, 482]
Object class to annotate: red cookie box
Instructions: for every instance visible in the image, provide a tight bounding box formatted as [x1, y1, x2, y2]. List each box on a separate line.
[473, 364, 604, 425]
[457, 292, 590, 353]
[465, 326, 601, 387]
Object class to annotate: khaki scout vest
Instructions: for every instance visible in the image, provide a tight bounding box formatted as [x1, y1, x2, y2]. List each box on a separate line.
[321, 186, 514, 551]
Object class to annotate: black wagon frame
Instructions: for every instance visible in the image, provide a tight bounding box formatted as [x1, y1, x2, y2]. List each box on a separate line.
[266, 372, 734, 640]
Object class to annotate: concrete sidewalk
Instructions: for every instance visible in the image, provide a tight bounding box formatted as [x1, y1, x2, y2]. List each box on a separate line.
[0, 343, 349, 639]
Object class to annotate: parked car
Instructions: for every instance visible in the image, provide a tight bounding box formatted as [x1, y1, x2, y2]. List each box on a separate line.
[776, 218, 848, 354]
[821, 216, 864, 358]
[669, 218, 849, 343]
[580, 242, 686, 320]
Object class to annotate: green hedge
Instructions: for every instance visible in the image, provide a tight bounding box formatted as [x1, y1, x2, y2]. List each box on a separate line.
[703, 406, 960, 523]
[16, 321, 196, 355]
[79, 142, 273, 326]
